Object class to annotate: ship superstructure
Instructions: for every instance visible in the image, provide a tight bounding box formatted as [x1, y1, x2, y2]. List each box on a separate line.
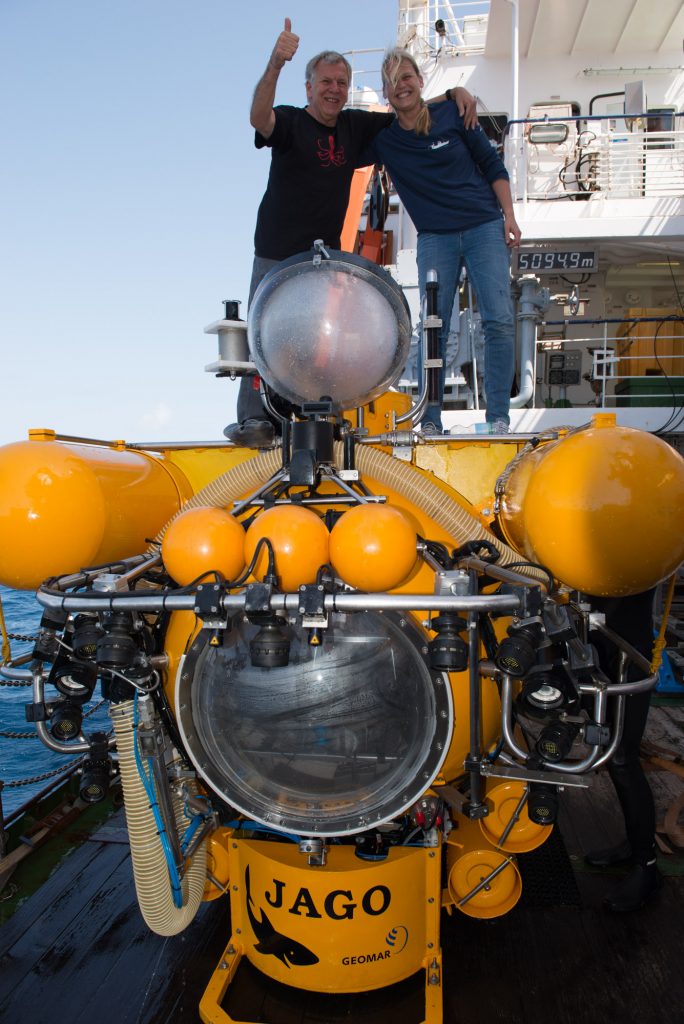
[348, 0, 684, 436]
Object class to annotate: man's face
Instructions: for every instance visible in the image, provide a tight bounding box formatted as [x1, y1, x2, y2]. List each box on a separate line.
[305, 61, 349, 126]
[384, 60, 423, 114]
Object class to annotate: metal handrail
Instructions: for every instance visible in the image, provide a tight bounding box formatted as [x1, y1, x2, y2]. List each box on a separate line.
[504, 113, 684, 202]
[502, 111, 684, 138]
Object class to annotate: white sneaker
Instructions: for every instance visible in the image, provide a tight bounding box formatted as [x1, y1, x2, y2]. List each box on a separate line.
[420, 422, 441, 436]
[490, 419, 510, 434]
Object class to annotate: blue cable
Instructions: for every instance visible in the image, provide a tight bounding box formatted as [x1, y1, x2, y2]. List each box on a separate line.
[486, 738, 505, 763]
[180, 809, 208, 855]
[132, 693, 184, 908]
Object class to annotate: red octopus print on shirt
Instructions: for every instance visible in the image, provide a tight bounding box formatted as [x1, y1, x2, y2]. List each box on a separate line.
[317, 135, 346, 167]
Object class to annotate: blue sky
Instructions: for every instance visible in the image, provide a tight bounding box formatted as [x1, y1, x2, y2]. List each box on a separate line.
[1, 1, 397, 445]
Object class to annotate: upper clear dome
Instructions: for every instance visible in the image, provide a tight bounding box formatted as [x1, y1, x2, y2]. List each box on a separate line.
[247, 251, 411, 410]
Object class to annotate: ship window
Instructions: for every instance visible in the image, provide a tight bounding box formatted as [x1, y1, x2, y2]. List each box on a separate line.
[528, 123, 569, 144]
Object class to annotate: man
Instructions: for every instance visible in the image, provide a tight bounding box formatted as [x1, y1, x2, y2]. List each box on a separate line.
[225, 19, 477, 447]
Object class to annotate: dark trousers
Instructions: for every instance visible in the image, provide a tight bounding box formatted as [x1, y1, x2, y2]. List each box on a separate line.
[236, 256, 280, 423]
[590, 589, 657, 863]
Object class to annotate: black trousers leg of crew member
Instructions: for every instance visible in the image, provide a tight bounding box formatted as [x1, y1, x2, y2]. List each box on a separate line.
[590, 588, 657, 864]
[607, 688, 656, 863]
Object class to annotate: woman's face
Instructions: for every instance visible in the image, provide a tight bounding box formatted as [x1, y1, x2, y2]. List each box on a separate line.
[384, 59, 424, 114]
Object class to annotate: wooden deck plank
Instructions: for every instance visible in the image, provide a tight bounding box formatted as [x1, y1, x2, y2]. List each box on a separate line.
[0, 839, 131, 984]
[70, 901, 228, 1024]
[0, 844, 228, 1024]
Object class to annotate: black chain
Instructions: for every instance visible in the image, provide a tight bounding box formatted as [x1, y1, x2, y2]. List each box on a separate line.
[6, 633, 38, 643]
[0, 679, 32, 687]
[3, 756, 86, 788]
[84, 699, 108, 718]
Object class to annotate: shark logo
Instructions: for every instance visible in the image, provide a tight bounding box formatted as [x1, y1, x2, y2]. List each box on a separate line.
[245, 866, 320, 968]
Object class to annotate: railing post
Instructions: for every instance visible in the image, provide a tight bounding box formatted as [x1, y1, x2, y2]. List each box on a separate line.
[601, 322, 609, 409]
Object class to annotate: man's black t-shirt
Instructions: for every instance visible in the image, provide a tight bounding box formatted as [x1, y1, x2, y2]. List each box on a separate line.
[253, 105, 394, 260]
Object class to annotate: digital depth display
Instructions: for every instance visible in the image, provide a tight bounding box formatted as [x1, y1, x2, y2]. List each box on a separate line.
[515, 250, 598, 273]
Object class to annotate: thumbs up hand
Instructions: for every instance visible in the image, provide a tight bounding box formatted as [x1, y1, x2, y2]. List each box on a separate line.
[270, 17, 300, 70]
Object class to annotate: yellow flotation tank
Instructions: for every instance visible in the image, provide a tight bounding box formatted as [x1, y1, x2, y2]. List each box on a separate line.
[0, 433, 192, 589]
[497, 413, 684, 596]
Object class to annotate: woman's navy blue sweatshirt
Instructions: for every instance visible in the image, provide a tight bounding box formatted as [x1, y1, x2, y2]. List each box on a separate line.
[361, 100, 509, 232]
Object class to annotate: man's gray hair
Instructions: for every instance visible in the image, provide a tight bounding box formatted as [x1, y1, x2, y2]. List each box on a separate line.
[305, 51, 352, 85]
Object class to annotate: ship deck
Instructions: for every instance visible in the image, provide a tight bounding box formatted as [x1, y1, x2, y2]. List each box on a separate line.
[0, 698, 682, 1024]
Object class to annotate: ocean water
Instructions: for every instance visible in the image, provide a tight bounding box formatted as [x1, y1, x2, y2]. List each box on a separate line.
[0, 585, 110, 816]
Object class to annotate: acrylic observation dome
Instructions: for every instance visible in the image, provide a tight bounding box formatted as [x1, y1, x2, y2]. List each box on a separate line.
[176, 611, 452, 836]
[247, 250, 412, 410]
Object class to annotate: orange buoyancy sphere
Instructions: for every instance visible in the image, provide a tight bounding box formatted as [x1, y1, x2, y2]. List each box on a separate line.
[520, 416, 684, 596]
[244, 505, 330, 593]
[0, 440, 185, 590]
[162, 507, 246, 586]
[330, 504, 418, 591]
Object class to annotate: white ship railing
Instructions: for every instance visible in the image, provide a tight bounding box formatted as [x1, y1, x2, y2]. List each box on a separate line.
[397, 0, 489, 57]
[400, 318, 684, 420]
[344, 48, 385, 108]
[504, 114, 684, 203]
[534, 317, 684, 416]
[347, 2, 490, 101]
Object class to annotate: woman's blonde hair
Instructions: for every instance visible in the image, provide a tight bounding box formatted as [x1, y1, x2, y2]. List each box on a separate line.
[381, 47, 431, 136]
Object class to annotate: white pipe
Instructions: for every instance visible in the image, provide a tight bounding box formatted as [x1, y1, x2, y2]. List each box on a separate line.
[510, 278, 540, 408]
[504, 0, 520, 134]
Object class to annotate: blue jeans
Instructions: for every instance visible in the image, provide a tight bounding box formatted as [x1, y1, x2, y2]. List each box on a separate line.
[236, 255, 280, 422]
[417, 218, 515, 428]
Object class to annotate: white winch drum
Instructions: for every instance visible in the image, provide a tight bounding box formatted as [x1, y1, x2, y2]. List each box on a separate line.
[175, 610, 453, 837]
[247, 250, 412, 410]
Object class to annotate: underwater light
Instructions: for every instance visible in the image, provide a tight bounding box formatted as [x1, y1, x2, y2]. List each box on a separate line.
[535, 720, 579, 763]
[527, 783, 559, 825]
[79, 765, 111, 803]
[96, 612, 139, 669]
[520, 665, 579, 717]
[249, 615, 291, 669]
[524, 682, 564, 711]
[52, 659, 97, 702]
[495, 620, 542, 677]
[428, 613, 469, 672]
[176, 610, 452, 837]
[79, 733, 112, 803]
[71, 614, 103, 660]
[49, 700, 83, 742]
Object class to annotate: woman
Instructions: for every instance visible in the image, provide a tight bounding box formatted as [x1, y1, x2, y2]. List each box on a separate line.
[361, 49, 521, 433]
